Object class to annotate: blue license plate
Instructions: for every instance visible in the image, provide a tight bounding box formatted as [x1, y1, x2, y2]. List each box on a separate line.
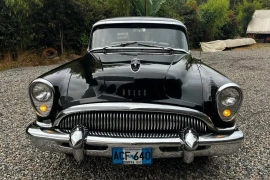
[112, 148, 152, 165]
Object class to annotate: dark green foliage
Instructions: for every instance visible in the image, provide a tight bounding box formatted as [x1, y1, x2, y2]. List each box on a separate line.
[216, 12, 239, 40]
[181, 1, 201, 47]
[260, 0, 270, 8]
[236, 0, 262, 36]
[199, 0, 230, 41]
[28, 0, 87, 53]
[0, 1, 19, 52]
[241, 5, 256, 35]
[0, 0, 267, 54]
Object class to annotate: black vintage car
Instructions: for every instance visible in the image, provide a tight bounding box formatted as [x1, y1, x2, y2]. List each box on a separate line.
[26, 17, 244, 164]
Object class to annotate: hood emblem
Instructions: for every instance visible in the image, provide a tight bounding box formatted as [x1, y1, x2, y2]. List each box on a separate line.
[131, 58, 141, 73]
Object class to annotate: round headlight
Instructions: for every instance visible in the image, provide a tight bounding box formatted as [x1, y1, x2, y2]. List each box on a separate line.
[32, 83, 52, 102]
[218, 88, 240, 106]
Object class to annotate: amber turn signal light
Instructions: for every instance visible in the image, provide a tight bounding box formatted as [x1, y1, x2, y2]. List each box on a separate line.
[39, 104, 48, 112]
[223, 109, 231, 117]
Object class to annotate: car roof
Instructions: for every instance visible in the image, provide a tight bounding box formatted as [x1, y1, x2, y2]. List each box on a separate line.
[93, 17, 186, 29]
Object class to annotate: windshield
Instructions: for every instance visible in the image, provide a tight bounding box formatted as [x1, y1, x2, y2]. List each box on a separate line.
[91, 25, 188, 51]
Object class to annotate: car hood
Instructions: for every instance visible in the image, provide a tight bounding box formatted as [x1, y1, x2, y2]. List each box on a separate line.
[66, 52, 203, 111]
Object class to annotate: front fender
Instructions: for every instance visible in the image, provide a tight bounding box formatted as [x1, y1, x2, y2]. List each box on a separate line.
[199, 62, 236, 128]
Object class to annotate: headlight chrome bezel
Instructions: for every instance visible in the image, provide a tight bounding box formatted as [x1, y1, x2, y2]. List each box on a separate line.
[32, 82, 53, 102]
[29, 78, 55, 117]
[218, 88, 240, 107]
[216, 83, 243, 122]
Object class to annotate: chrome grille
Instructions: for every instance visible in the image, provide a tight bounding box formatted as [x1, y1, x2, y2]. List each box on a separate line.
[58, 111, 210, 138]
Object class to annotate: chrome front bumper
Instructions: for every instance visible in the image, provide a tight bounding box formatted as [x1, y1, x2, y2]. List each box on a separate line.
[26, 122, 244, 163]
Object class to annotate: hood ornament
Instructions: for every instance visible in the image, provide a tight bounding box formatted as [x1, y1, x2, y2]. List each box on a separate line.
[131, 58, 141, 73]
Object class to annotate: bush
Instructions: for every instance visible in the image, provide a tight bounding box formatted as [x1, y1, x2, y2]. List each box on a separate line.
[236, 0, 262, 36]
[199, 0, 230, 41]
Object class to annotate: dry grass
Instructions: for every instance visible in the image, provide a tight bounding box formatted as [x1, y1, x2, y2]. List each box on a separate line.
[0, 51, 81, 71]
[191, 43, 270, 51]
[230, 43, 270, 51]
[1, 43, 269, 71]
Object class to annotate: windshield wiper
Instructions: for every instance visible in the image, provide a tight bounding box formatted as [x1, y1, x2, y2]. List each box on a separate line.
[137, 43, 172, 49]
[137, 43, 187, 54]
[110, 41, 138, 47]
[95, 41, 138, 52]
[90, 42, 187, 54]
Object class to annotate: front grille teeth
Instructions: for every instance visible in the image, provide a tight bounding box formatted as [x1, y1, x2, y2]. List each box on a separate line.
[58, 111, 210, 138]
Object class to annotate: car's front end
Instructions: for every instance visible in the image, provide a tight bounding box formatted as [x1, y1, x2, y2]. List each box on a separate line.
[26, 17, 244, 164]
[27, 102, 243, 164]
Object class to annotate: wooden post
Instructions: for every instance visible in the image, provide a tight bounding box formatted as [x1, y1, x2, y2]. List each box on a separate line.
[145, 0, 147, 16]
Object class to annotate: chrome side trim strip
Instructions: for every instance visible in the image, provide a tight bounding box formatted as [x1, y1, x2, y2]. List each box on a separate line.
[53, 102, 215, 130]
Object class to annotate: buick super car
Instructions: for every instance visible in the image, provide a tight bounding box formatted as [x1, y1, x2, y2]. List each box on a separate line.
[26, 17, 244, 165]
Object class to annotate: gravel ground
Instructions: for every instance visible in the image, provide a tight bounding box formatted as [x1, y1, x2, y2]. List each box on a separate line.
[0, 47, 270, 179]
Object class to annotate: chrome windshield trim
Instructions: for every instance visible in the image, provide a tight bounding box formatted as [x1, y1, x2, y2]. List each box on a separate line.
[53, 102, 215, 130]
[93, 20, 186, 29]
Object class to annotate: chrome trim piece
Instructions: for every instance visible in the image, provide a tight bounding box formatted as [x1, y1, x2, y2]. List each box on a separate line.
[93, 19, 186, 29]
[53, 102, 215, 130]
[30, 78, 55, 93]
[198, 131, 244, 146]
[86, 136, 182, 145]
[215, 125, 237, 132]
[58, 111, 210, 137]
[27, 123, 243, 159]
[69, 125, 87, 148]
[29, 137, 242, 159]
[27, 125, 69, 142]
[216, 83, 243, 122]
[36, 121, 52, 128]
[27, 123, 243, 146]
[130, 58, 141, 73]
[69, 125, 88, 162]
[182, 128, 199, 151]
[90, 47, 188, 54]
[29, 78, 55, 117]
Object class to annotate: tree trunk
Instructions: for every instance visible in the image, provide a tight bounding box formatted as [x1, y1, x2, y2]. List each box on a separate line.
[59, 23, 64, 54]
[145, 0, 147, 16]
